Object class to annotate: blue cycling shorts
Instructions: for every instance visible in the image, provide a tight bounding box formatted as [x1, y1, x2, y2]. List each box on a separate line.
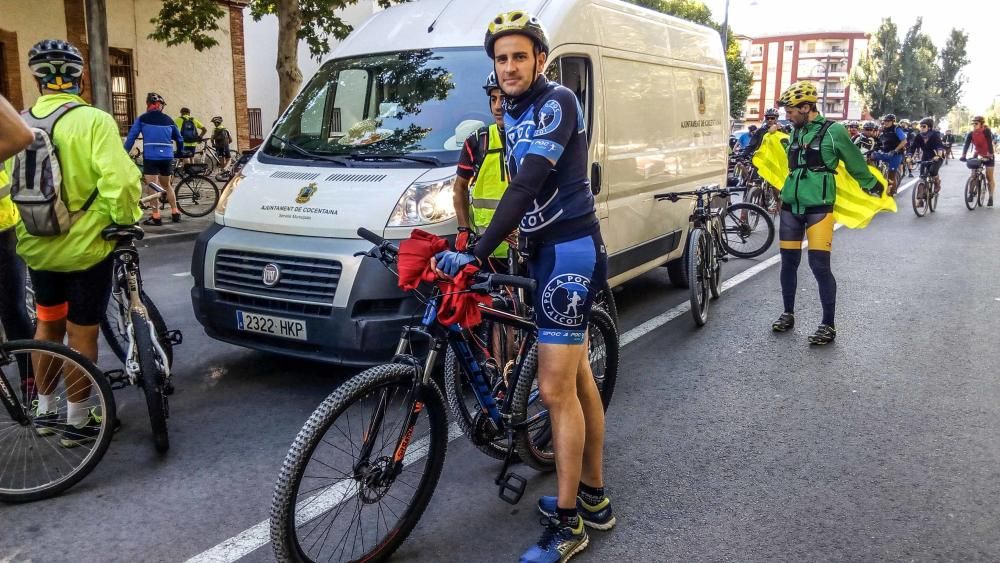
[528, 231, 608, 345]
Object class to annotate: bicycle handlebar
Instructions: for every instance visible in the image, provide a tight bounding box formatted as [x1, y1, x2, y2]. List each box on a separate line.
[654, 183, 726, 202]
[473, 273, 536, 293]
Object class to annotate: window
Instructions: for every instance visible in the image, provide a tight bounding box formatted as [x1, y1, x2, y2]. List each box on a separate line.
[109, 48, 135, 136]
[806, 41, 816, 53]
[784, 43, 793, 53]
[751, 45, 763, 57]
[545, 56, 593, 143]
[747, 105, 760, 116]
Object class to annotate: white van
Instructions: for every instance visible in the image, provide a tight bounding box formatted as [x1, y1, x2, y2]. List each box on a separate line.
[191, 0, 729, 365]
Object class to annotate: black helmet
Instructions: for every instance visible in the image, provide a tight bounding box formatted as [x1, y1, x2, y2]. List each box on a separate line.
[862, 120, 877, 131]
[919, 117, 934, 128]
[485, 11, 549, 59]
[27, 39, 84, 90]
[483, 71, 499, 94]
[881, 114, 896, 122]
[764, 107, 779, 119]
[146, 92, 165, 105]
[211, 116, 223, 124]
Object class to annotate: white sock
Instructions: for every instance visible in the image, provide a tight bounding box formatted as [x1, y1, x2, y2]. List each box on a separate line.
[67, 401, 89, 427]
[37, 393, 56, 414]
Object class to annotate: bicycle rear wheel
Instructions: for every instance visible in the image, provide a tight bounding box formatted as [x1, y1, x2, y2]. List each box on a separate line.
[912, 180, 929, 217]
[132, 311, 169, 453]
[721, 202, 774, 259]
[174, 174, 220, 217]
[443, 334, 513, 460]
[102, 288, 173, 368]
[271, 363, 448, 563]
[0, 340, 115, 502]
[512, 307, 620, 471]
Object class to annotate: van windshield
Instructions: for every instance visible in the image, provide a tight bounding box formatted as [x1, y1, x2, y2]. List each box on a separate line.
[262, 48, 493, 167]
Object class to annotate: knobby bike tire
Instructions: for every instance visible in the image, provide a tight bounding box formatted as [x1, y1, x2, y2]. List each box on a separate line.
[964, 176, 979, 211]
[132, 311, 169, 453]
[0, 340, 115, 502]
[174, 174, 220, 217]
[912, 180, 929, 217]
[930, 180, 939, 212]
[688, 227, 710, 326]
[511, 307, 620, 471]
[709, 226, 722, 300]
[270, 363, 448, 563]
[721, 202, 775, 259]
[102, 290, 173, 368]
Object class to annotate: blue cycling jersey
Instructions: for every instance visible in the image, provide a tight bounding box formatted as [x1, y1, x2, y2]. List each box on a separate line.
[503, 77, 598, 241]
[124, 110, 184, 161]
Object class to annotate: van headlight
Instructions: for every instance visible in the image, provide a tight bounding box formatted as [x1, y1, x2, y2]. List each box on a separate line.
[387, 176, 456, 227]
[215, 173, 245, 220]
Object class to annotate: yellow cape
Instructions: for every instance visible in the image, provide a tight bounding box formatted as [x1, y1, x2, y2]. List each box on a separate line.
[751, 131, 896, 229]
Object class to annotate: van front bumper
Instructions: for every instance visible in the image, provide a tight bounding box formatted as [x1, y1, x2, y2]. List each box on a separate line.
[190, 224, 422, 366]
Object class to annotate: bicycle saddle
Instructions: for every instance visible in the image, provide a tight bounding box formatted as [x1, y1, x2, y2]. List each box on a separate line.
[101, 224, 145, 241]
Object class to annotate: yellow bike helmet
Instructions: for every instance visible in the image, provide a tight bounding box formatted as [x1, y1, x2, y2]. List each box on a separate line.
[485, 11, 550, 58]
[778, 81, 819, 107]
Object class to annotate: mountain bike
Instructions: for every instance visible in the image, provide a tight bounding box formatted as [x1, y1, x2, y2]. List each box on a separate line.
[0, 320, 115, 502]
[165, 163, 221, 218]
[270, 228, 619, 563]
[656, 185, 774, 326]
[99, 225, 182, 453]
[911, 159, 942, 217]
[745, 179, 780, 219]
[963, 157, 988, 211]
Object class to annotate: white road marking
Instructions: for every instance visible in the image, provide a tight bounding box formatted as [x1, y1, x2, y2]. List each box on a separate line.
[173, 271, 192, 277]
[187, 178, 916, 562]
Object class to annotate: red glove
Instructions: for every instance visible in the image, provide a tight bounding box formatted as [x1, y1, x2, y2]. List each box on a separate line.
[455, 229, 470, 252]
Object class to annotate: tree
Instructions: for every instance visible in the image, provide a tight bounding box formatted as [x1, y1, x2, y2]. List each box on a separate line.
[150, 0, 400, 113]
[944, 105, 972, 135]
[625, 0, 753, 118]
[937, 29, 970, 116]
[850, 18, 901, 120]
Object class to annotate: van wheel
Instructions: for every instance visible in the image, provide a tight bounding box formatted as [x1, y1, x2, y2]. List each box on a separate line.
[666, 241, 691, 288]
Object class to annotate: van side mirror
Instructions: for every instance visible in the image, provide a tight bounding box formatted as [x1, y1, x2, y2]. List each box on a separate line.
[591, 162, 602, 195]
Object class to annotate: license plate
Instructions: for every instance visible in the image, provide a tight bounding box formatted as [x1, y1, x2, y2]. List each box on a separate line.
[236, 310, 307, 341]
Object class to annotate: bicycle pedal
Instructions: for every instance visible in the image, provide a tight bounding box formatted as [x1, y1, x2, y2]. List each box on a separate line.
[166, 330, 183, 346]
[104, 369, 131, 390]
[496, 471, 527, 505]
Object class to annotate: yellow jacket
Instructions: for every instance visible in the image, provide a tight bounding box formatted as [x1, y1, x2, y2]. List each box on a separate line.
[0, 168, 17, 231]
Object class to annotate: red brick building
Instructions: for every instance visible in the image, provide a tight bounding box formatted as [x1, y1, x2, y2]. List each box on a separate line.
[739, 31, 869, 126]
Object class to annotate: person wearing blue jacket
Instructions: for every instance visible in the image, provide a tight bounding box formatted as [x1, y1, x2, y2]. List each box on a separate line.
[124, 92, 184, 225]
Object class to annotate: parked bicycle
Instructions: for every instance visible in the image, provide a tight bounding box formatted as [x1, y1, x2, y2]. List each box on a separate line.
[270, 228, 619, 563]
[0, 319, 115, 502]
[656, 185, 774, 326]
[911, 159, 942, 217]
[963, 157, 989, 211]
[164, 164, 221, 217]
[99, 224, 182, 453]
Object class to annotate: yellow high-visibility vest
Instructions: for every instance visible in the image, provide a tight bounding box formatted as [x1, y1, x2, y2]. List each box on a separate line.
[470, 124, 509, 258]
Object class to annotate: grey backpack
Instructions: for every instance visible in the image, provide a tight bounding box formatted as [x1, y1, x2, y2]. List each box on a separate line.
[8, 102, 98, 236]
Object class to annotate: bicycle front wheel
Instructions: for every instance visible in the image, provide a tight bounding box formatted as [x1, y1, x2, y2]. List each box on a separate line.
[132, 311, 169, 453]
[0, 340, 115, 502]
[512, 307, 620, 471]
[174, 174, 220, 217]
[929, 180, 939, 212]
[688, 227, 711, 326]
[965, 176, 979, 211]
[271, 363, 449, 563]
[721, 202, 775, 259]
[912, 180, 929, 217]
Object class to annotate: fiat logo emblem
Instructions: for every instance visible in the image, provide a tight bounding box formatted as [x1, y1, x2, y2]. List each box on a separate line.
[262, 263, 281, 287]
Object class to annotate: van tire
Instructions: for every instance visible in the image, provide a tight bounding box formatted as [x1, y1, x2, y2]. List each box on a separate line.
[666, 245, 691, 288]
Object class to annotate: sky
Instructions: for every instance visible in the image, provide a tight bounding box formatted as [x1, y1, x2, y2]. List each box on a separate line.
[702, 0, 995, 113]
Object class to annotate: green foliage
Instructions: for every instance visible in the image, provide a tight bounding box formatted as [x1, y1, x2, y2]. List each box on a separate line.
[945, 105, 972, 135]
[851, 17, 968, 120]
[625, 0, 752, 118]
[148, 0, 225, 51]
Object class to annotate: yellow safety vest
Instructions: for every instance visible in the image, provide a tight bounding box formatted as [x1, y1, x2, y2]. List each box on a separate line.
[0, 168, 17, 231]
[470, 124, 509, 258]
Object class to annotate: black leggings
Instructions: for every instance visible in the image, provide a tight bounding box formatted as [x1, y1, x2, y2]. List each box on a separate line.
[778, 208, 837, 327]
[0, 228, 32, 340]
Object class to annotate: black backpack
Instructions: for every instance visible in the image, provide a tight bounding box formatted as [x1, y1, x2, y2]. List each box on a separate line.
[180, 117, 199, 143]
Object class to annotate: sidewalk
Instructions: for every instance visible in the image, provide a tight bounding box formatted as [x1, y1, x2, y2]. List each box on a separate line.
[138, 213, 215, 248]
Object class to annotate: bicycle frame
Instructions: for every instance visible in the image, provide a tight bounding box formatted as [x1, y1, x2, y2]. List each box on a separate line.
[109, 244, 171, 384]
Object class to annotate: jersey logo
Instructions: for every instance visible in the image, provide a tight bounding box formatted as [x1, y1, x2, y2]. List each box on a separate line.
[541, 273, 591, 327]
[535, 99, 563, 136]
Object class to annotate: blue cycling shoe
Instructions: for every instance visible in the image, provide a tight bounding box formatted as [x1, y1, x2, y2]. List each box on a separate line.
[538, 495, 617, 530]
[520, 516, 588, 563]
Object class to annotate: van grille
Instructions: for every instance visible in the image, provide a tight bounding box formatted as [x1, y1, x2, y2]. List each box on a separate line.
[324, 173, 387, 183]
[270, 171, 321, 181]
[214, 250, 341, 304]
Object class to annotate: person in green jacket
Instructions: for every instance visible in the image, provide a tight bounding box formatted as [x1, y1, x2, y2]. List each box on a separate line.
[771, 81, 881, 346]
[5, 39, 142, 445]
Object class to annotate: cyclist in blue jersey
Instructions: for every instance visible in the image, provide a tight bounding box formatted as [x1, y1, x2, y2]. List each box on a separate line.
[124, 93, 185, 225]
[432, 11, 611, 563]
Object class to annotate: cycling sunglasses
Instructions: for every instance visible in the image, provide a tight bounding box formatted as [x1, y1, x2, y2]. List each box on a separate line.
[30, 60, 84, 79]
